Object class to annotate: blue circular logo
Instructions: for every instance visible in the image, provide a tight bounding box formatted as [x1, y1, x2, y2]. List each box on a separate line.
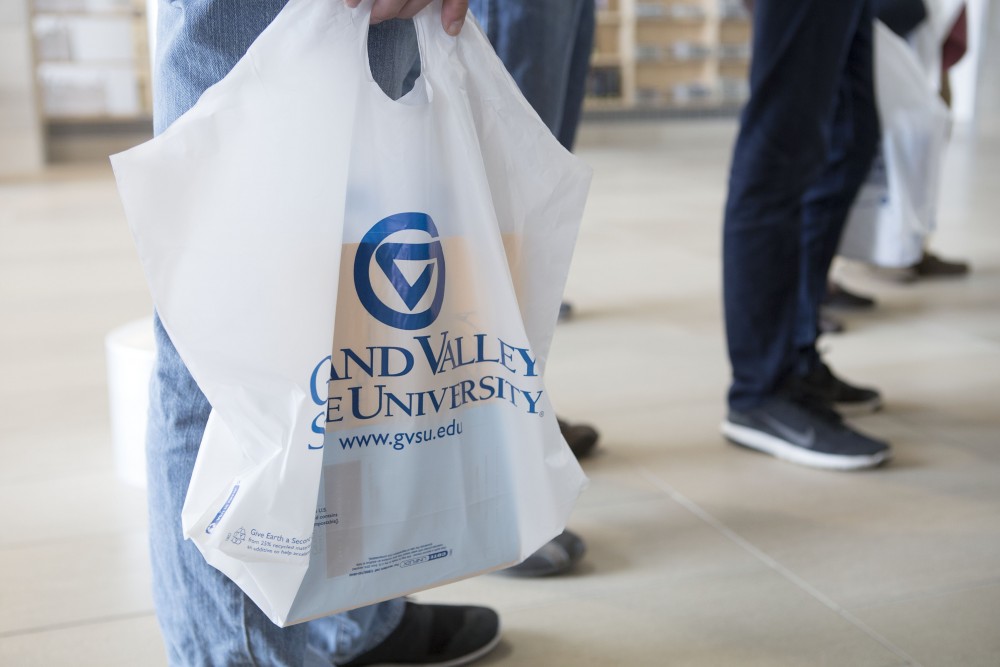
[354, 212, 446, 330]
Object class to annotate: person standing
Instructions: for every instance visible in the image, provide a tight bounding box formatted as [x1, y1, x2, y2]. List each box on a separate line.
[467, 0, 598, 576]
[720, 0, 892, 470]
[146, 1, 502, 665]
[468, 0, 600, 462]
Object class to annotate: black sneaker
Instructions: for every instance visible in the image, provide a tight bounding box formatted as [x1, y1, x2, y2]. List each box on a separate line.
[502, 530, 587, 577]
[558, 301, 574, 322]
[558, 418, 599, 459]
[340, 602, 500, 667]
[791, 362, 882, 415]
[722, 397, 891, 471]
[819, 312, 846, 335]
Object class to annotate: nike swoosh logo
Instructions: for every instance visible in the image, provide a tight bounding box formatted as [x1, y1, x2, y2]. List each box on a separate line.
[757, 414, 816, 448]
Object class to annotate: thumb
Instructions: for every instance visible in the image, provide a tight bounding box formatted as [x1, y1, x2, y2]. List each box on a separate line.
[441, 0, 468, 36]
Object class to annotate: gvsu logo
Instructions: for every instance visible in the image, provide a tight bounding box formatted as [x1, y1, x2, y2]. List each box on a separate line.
[354, 212, 445, 330]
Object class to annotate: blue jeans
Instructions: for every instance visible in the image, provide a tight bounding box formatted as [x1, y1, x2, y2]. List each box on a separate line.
[147, 3, 418, 665]
[723, 0, 879, 410]
[469, 0, 595, 150]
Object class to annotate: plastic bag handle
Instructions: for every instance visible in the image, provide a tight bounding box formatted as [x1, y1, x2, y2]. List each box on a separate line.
[350, 0, 456, 92]
[411, 1, 459, 75]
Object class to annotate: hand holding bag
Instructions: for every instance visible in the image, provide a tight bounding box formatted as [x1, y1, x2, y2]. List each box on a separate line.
[112, 0, 590, 626]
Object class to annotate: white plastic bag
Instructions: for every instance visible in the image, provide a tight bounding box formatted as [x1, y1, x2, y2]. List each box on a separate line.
[112, 0, 589, 627]
[839, 21, 951, 268]
[908, 0, 966, 91]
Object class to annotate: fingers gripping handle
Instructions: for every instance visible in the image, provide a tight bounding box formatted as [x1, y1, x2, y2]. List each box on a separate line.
[348, 1, 459, 77]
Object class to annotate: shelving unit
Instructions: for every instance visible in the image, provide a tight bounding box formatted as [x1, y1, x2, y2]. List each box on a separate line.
[1, 2, 46, 175]
[588, 0, 752, 114]
[29, 0, 153, 160]
[18, 0, 751, 167]
[32, 0, 152, 120]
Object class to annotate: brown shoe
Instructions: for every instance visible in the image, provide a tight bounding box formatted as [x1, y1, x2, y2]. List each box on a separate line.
[558, 418, 599, 459]
[913, 251, 970, 277]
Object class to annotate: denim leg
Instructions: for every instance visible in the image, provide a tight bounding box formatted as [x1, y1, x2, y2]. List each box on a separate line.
[723, 0, 872, 410]
[148, 314, 312, 666]
[368, 18, 421, 101]
[148, 3, 414, 664]
[468, 0, 591, 144]
[794, 10, 879, 372]
[557, 0, 595, 152]
[152, 0, 289, 134]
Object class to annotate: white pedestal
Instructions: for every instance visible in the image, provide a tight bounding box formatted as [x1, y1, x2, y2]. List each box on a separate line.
[105, 318, 155, 488]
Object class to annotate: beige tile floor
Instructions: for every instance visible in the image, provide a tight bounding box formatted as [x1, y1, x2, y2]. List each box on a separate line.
[3, 53, 1000, 667]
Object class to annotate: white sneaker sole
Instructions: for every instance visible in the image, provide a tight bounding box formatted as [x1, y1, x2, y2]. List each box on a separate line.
[721, 421, 890, 471]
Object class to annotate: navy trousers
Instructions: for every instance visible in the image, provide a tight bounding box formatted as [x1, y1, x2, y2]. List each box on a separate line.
[723, 0, 879, 411]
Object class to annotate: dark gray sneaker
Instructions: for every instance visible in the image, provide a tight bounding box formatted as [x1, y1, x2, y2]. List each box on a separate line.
[340, 602, 500, 667]
[790, 362, 882, 416]
[722, 397, 891, 471]
[502, 530, 586, 577]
